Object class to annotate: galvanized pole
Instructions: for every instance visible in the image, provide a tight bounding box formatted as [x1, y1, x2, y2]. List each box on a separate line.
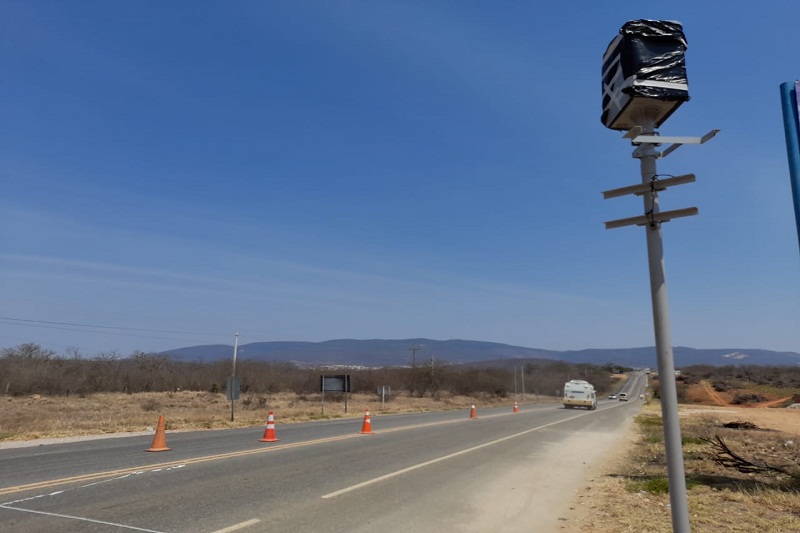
[634, 113, 691, 533]
[230, 331, 239, 422]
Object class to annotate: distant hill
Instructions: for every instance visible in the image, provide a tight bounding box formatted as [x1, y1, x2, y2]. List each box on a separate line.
[160, 339, 800, 368]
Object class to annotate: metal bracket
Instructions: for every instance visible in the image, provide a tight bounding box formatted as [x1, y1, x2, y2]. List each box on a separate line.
[624, 127, 720, 158]
[605, 207, 699, 230]
[602, 173, 695, 199]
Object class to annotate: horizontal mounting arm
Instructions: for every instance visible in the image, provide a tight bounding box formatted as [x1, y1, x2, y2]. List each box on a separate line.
[602, 174, 695, 199]
[605, 207, 699, 230]
[623, 128, 720, 159]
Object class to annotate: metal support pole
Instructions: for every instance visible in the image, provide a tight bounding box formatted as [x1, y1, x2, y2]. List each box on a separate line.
[230, 332, 239, 422]
[634, 113, 691, 533]
[514, 366, 518, 398]
[780, 81, 800, 255]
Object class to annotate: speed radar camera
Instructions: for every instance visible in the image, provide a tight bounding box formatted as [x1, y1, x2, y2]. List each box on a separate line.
[601, 20, 690, 131]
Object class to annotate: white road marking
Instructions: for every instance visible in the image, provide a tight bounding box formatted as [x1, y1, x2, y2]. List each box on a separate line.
[209, 518, 262, 533]
[322, 410, 595, 499]
[1, 466, 182, 506]
[0, 433, 362, 497]
[0, 504, 164, 532]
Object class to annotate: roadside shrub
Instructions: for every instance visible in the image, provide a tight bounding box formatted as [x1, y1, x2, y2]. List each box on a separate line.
[140, 398, 161, 412]
[642, 476, 670, 494]
[712, 380, 730, 392]
[732, 393, 767, 405]
[241, 393, 268, 410]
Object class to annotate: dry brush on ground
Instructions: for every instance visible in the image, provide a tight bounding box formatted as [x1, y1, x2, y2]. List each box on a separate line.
[0, 343, 618, 400]
[0, 390, 561, 441]
[567, 403, 800, 532]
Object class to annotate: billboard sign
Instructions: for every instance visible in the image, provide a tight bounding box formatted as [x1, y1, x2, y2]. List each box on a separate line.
[320, 375, 351, 393]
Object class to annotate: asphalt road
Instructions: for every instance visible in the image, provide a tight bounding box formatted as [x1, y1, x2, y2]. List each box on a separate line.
[0, 390, 645, 532]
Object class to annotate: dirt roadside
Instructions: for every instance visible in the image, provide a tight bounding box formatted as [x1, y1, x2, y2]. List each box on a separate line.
[561, 402, 800, 532]
[460, 413, 636, 532]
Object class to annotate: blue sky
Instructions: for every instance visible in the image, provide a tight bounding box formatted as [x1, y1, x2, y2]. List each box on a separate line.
[2, 1, 799, 357]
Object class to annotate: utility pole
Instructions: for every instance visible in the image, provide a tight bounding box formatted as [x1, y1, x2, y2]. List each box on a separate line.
[514, 366, 518, 398]
[409, 346, 420, 367]
[603, 114, 717, 533]
[230, 331, 239, 422]
[409, 345, 421, 397]
[601, 20, 717, 532]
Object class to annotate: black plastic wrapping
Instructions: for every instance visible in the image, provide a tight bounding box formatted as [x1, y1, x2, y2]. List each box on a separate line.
[618, 20, 689, 99]
[601, 20, 690, 130]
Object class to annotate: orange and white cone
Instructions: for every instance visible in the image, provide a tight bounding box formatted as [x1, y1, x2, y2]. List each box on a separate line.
[469, 404, 477, 419]
[146, 415, 171, 452]
[513, 402, 520, 413]
[259, 411, 280, 442]
[360, 409, 374, 434]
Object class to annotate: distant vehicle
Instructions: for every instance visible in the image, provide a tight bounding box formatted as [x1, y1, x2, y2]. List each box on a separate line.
[618, 392, 628, 401]
[563, 380, 597, 410]
[645, 368, 651, 374]
[608, 394, 617, 399]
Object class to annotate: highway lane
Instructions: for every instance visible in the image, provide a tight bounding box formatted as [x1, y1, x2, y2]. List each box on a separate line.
[0, 402, 565, 489]
[0, 399, 642, 532]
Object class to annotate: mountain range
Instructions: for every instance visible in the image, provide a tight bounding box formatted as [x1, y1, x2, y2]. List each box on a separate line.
[161, 339, 800, 368]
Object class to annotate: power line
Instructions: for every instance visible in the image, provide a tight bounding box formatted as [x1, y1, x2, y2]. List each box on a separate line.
[0, 317, 227, 337]
[0, 320, 205, 343]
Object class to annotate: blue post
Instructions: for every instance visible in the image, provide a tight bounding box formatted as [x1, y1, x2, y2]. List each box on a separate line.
[780, 81, 800, 255]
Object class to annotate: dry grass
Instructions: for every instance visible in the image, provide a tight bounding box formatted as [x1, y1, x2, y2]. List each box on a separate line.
[565, 402, 800, 532]
[0, 391, 556, 441]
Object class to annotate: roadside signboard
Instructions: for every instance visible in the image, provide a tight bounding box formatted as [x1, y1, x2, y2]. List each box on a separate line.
[377, 385, 390, 407]
[320, 375, 351, 393]
[226, 377, 240, 401]
[320, 375, 351, 414]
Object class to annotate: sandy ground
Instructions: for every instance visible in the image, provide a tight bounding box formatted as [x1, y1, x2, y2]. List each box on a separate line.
[677, 404, 800, 434]
[458, 415, 636, 532]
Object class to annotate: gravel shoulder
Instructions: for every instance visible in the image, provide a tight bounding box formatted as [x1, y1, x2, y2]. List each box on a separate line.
[462, 411, 637, 532]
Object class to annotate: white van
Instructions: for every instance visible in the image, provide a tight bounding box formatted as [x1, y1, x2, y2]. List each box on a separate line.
[618, 392, 628, 401]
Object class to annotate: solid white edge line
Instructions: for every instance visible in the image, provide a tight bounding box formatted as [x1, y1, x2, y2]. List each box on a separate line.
[209, 518, 262, 533]
[322, 410, 595, 499]
[0, 504, 164, 532]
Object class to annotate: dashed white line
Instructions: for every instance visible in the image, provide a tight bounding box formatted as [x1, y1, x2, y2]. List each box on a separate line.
[209, 518, 262, 533]
[322, 410, 595, 499]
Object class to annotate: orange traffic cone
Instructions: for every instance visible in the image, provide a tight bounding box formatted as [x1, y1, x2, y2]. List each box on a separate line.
[360, 409, 374, 434]
[259, 411, 280, 442]
[513, 402, 520, 413]
[469, 404, 477, 419]
[146, 415, 171, 452]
